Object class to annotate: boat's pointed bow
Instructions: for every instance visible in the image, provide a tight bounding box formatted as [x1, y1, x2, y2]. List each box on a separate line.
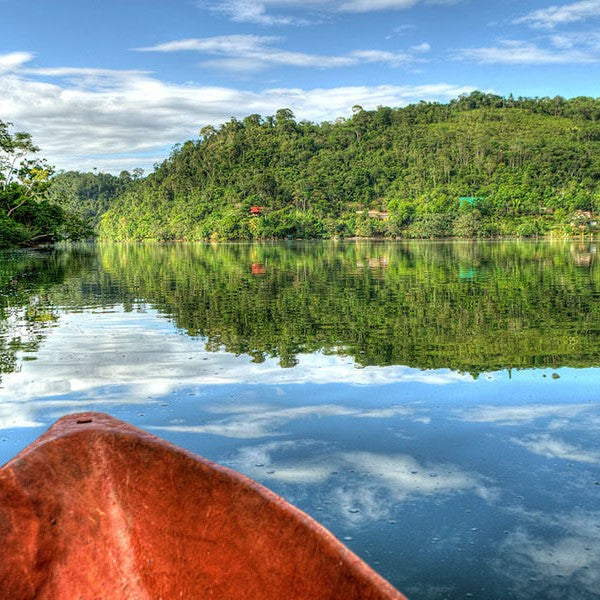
[0, 412, 407, 600]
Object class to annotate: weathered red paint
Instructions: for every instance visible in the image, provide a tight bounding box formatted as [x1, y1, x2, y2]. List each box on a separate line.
[0, 413, 407, 600]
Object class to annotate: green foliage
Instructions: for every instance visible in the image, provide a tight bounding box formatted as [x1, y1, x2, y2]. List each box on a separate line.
[0, 214, 29, 248]
[0, 190, 92, 245]
[90, 242, 599, 374]
[407, 214, 454, 238]
[46, 170, 134, 224]
[0, 120, 92, 247]
[98, 92, 600, 241]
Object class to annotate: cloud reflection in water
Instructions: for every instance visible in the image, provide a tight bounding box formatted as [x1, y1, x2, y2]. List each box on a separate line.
[1, 304, 599, 599]
[0, 307, 470, 430]
[497, 510, 600, 600]
[511, 434, 600, 464]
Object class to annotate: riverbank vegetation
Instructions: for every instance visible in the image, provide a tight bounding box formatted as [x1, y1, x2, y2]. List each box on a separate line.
[0, 120, 90, 248]
[99, 92, 600, 241]
[3, 92, 600, 248]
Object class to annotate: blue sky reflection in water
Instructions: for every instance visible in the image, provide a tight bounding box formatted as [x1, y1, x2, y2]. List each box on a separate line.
[0, 241, 599, 600]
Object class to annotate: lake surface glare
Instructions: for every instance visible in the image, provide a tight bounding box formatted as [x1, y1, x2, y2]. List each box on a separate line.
[1, 240, 599, 600]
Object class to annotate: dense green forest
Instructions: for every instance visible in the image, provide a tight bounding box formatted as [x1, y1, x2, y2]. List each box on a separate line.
[46, 169, 140, 226]
[3, 92, 600, 248]
[99, 92, 600, 241]
[0, 120, 91, 248]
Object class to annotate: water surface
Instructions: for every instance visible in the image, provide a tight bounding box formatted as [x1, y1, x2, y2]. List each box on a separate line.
[1, 241, 599, 600]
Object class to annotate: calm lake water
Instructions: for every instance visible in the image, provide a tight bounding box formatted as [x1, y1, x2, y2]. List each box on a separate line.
[1, 240, 599, 600]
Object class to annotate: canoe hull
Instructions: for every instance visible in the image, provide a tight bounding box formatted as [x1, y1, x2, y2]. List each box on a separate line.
[0, 413, 406, 600]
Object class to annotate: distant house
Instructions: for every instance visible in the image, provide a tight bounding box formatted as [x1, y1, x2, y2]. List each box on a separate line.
[250, 206, 265, 216]
[459, 197, 484, 207]
[357, 210, 390, 220]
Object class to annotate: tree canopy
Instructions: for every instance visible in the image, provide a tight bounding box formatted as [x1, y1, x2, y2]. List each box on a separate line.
[99, 92, 600, 241]
[0, 120, 91, 248]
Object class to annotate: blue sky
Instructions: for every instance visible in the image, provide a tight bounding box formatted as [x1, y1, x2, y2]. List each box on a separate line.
[1, 0, 600, 172]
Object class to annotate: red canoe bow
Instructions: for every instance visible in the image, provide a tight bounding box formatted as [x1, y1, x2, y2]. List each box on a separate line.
[0, 412, 407, 600]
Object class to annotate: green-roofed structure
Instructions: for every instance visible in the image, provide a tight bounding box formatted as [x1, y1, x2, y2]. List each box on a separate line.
[459, 196, 484, 207]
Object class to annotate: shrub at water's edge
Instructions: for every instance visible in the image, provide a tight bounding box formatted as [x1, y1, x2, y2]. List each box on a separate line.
[99, 93, 600, 241]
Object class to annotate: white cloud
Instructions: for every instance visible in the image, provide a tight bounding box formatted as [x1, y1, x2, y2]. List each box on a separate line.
[230, 442, 493, 522]
[240, 443, 338, 483]
[151, 404, 424, 439]
[339, 0, 419, 11]
[202, 0, 314, 25]
[202, 0, 459, 25]
[0, 306, 474, 429]
[341, 451, 494, 502]
[0, 51, 34, 74]
[410, 42, 431, 53]
[504, 529, 600, 586]
[219, 0, 306, 25]
[549, 30, 600, 49]
[0, 51, 473, 172]
[237, 448, 495, 528]
[0, 402, 42, 430]
[515, 0, 600, 29]
[138, 35, 280, 55]
[452, 39, 598, 64]
[512, 434, 600, 463]
[497, 511, 600, 597]
[454, 403, 594, 426]
[137, 35, 420, 71]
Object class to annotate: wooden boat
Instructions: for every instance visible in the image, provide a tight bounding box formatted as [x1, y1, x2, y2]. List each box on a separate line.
[0, 412, 407, 600]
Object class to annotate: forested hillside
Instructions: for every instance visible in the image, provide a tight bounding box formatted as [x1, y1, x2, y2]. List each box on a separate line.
[46, 169, 140, 226]
[99, 92, 600, 241]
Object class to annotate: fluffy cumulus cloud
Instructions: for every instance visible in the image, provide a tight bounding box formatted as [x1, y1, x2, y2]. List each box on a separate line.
[0, 51, 472, 172]
[496, 510, 600, 598]
[229, 440, 493, 525]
